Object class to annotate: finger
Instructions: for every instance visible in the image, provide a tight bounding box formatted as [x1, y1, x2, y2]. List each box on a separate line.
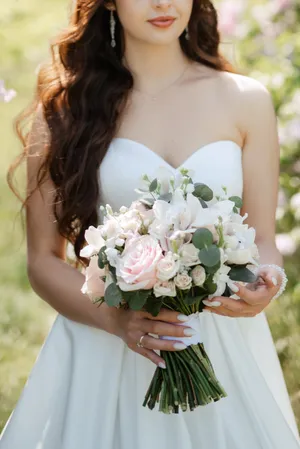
[135, 346, 167, 368]
[142, 319, 193, 339]
[203, 306, 259, 318]
[140, 308, 189, 324]
[140, 334, 188, 352]
[204, 305, 264, 318]
[204, 297, 251, 313]
[203, 306, 235, 317]
[258, 270, 280, 291]
[229, 283, 273, 306]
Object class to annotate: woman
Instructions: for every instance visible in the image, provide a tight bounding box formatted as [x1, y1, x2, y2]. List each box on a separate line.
[1, 0, 299, 448]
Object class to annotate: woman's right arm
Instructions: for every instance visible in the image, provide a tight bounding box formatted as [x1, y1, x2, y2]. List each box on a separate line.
[26, 106, 119, 333]
[26, 107, 191, 368]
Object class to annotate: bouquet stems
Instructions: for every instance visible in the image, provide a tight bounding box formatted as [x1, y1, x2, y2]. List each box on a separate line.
[143, 343, 227, 414]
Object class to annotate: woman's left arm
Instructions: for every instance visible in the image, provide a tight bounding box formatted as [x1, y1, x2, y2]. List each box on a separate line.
[204, 78, 284, 317]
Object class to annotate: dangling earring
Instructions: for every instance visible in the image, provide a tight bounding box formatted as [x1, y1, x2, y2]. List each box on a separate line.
[110, 10, 116, 48]
[185, 26, 190, 40]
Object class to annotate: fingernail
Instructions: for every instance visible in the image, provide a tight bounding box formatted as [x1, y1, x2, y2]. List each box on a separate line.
[177, 314, 189, 322]
[231, 294, 240, 300]
[202, 309, 212, 313]
[158, 362, 166, 369]
[173, 342, 187, 350]
[183, 328, 198, 336]
[202, 300, 221, 307]
[271, 276, 278, 286]
[230, 283, 240, 293]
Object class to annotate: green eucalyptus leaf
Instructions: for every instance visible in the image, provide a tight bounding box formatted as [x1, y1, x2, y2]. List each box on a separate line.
[199, 245, 220, 267]
[98, 246, 107, 269]
[229, 266, 257, 283]
[205, 262, 221, 275]
[229, 196, 243, 209]
[109, 266, 117, 282]
[185, 294, 207, 305]
[204, 277, 218, 294]
[199, 198, 208, 208]
[192, 228, 214, 250]
[104, 283, 123, 307]
[127, 290, 150, 311]
[149, 178, 158, 192]
[144, 296, 163, 317]
[193, 183, 214, 201]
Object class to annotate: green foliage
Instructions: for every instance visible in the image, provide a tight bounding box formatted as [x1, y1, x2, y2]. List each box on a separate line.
[199, 245, 221, 267]
[104, 283, 123, 307]
[192, 228, 214, 249]
[229, 266, 257, 283]
[193, 183, 214, 201]
[217, 0, 300, 427]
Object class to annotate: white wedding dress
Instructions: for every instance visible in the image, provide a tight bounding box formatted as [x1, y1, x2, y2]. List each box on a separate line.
[1, 138, 300, 449]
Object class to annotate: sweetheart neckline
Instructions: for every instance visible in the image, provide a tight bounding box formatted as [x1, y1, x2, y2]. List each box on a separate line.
[112, 137, 242, 171]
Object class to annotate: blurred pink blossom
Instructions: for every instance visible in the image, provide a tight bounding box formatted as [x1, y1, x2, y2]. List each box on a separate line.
[276, 234, 297, 256]
[218, 1, 245, 36]
[0, 80, 17, 103]
[276, 0, 292, 11]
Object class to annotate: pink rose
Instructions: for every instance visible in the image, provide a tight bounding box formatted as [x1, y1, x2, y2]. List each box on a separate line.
[81, 256, 105, 301]
[116, 235, 163, 291]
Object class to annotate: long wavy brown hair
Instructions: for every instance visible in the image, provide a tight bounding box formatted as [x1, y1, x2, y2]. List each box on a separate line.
[8, 0, 236, 266]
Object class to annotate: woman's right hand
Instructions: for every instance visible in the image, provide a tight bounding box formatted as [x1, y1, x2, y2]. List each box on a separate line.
[112, 308, 196, 369]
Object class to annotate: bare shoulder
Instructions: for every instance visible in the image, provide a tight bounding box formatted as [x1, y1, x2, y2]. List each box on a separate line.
[220, 71, 274, 111]
[191, 65, 275, 124]
[215, 71, 276, 138]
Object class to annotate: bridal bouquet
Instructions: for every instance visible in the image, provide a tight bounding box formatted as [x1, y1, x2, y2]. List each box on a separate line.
[80, 167, 259, 413]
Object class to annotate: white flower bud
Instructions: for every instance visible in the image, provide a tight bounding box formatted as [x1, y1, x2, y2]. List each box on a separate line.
[191, 265, 206, 287]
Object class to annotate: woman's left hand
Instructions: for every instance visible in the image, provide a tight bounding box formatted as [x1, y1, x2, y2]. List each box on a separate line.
[203, 266, 282, 318]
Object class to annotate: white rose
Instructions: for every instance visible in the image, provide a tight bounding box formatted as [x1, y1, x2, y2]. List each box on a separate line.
[174, 271, 193, 290]
[157, 252, 180, 281]
[224, 235, 239, 250]
[191, 265, 206, 287]
[154, 280, 177, 298]
[179, 243, 200, 267]
[226, 248, 254, 265]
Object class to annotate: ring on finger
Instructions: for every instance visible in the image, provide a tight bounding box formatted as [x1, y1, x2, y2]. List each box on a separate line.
[136, 334, 147, 348]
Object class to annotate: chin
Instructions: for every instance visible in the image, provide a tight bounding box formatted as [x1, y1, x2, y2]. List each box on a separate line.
[142, 33, 182, 46]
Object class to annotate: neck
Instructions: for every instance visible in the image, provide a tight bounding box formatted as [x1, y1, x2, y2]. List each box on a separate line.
[123, 37, 190, 95]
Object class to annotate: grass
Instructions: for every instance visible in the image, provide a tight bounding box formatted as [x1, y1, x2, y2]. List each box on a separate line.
[0, 0, 67, 431]
[0, 0, 299, 434]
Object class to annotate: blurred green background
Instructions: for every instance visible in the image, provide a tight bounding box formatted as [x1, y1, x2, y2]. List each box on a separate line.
[0, 0, 299, 432]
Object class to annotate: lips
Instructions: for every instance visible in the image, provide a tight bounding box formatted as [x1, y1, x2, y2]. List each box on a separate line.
[148, 16, 176, 28]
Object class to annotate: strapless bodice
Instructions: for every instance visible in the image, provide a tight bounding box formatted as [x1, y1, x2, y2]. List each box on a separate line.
[99, 138, 243, 211]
